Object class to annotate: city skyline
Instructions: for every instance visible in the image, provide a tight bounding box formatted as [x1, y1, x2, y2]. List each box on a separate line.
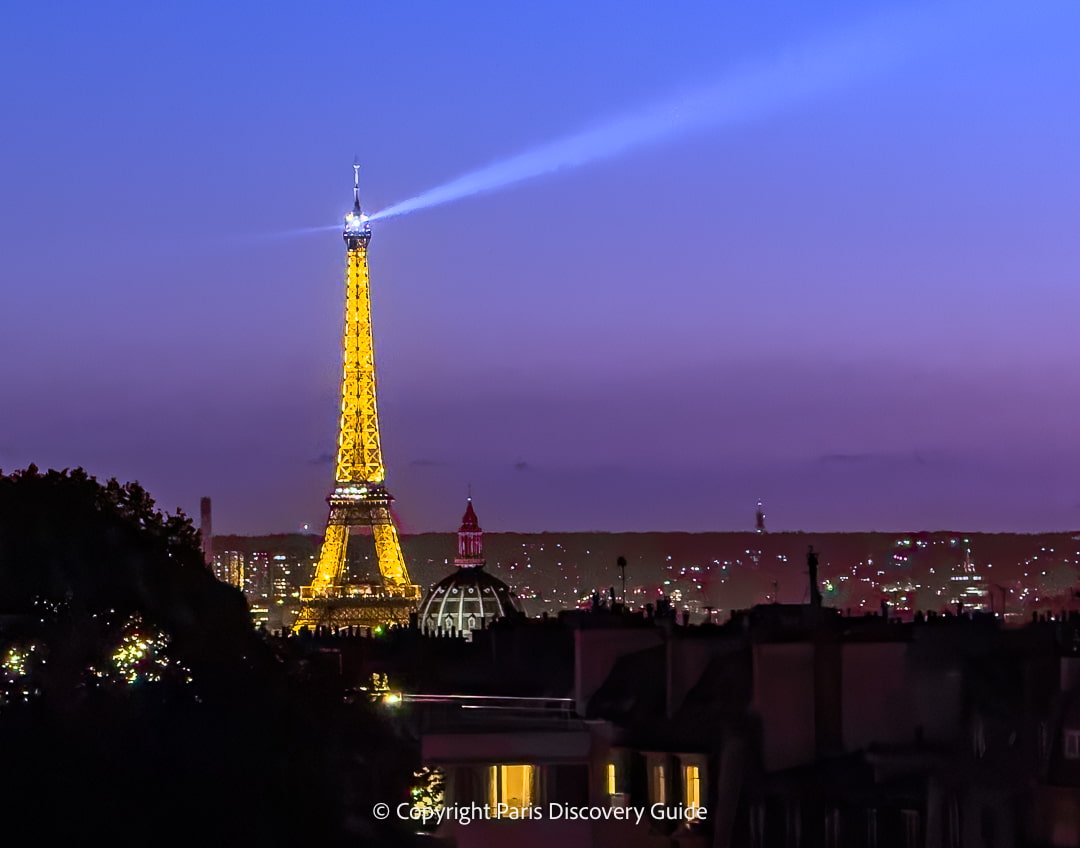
[3, 2, 1080, 533]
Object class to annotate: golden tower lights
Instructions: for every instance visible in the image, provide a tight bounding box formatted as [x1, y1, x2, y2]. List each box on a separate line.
[293, 166, 420, 632]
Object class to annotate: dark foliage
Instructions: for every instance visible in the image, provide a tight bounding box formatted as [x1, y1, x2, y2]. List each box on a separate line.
[0, 467, 415, 846]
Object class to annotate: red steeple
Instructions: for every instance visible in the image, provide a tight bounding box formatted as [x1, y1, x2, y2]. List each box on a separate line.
[456, 498, 484, 565]
[460, 499, 481, 533]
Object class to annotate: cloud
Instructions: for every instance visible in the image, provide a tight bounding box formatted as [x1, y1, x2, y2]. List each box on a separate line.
[309, 452, 335, 466]
[816, 451, 941, 467]
[817, 452, 876, 464]
[409, 458, 446, 468]
[514, 460, 531, 472]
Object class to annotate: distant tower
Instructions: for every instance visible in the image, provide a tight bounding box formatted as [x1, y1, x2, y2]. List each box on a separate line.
[755, 500, 766, 534]
[456, 498, 484, 566]
[807, 545, 822, 609]
[199, 497, 213, 567]
[293, 165, 420, 632]
[417, 499, 522, 639]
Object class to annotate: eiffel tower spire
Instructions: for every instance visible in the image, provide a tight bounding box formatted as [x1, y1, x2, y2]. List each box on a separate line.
[294, 165, 420, 632]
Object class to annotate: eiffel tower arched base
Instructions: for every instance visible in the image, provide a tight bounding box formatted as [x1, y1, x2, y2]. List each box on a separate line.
[292, 588, 420, 633]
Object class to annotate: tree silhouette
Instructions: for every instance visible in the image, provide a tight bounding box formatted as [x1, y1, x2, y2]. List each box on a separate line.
[0, 466, 415, 846]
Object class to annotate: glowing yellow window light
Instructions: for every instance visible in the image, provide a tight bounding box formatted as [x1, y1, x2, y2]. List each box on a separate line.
[606, 762, 617, 795]
[488, 764, 534, 815]
[684, 764, 701, 812]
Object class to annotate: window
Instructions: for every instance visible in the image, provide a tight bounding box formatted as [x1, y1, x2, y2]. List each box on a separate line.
[947, 797, 961, 848]
[550, 764, 588, 805]
[606, 762, 616, 796]
[489, 765, 534, 815]
[1065, 730, 1080, 760]
[684, 764, 701, 812]
[902, 810, 920, 848]
[651, 764, 666, 805]
[825, 808, 840, 848]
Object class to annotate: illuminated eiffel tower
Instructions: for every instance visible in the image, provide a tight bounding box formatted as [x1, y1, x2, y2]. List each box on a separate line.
[293, 166, 420, 632]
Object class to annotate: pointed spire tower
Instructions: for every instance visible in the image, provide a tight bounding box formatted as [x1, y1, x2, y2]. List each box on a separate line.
[294, 165, 420, 632]
[418, 498, 523, 639]
[456, 499, 484, 567]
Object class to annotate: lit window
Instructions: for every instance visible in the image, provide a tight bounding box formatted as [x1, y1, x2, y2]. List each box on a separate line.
[684, 764, 701, 812]
[489, 764, 534, 814]
[606, 762, 616, 795]
[1065, 730, 1080, 760]
[651, 764, 666, 805]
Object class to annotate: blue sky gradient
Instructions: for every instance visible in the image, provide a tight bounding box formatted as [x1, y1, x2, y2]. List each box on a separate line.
[2, 1, 1078, 532]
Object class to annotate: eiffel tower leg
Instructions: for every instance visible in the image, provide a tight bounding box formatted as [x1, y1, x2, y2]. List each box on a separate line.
[372, 514, 409, 590]
[312, 523, 349, 592]
[292, 602, 320, 633]
[294, 524, 349, 631]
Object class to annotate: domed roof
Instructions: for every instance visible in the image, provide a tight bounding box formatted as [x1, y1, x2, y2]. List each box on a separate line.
[418, 565, 522, 638]
[419, 497, 522, 639]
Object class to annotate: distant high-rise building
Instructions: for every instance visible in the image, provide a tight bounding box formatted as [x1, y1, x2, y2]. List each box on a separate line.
[949, 546, 989, 612]
[199, 497, 213, 566]
[245, 552, 272, 628]
[755, 500, 766, 534]
[268, 554, 299, 633]
[271, 555, 295, 602]
[245, 552, 272, 602]
[212, 550, 244, 590]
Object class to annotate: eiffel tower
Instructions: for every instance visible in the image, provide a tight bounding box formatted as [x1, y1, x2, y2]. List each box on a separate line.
[293, 165, 420, 632]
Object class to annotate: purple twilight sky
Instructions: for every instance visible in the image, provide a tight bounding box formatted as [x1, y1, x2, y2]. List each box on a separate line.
[2, 1, 1079, 534]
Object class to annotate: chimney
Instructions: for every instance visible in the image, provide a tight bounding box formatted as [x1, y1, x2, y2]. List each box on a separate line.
[807, 545, 822, 609]
[199, 497, 213, 568]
